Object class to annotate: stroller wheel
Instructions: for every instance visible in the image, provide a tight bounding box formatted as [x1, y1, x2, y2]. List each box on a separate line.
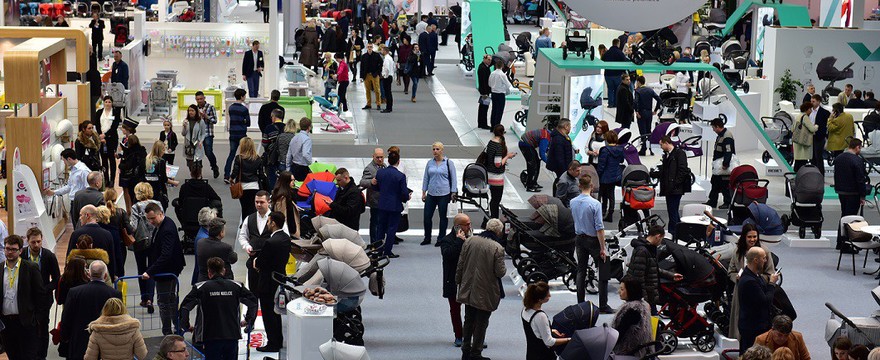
[631, 50, 645, 65]
[562, 271, 578, 292]
[562, 46, 568, 60]
[694, 333, 716, 352]
[525, 271, 548, 284]
[780, 214, 790, 232]
[813, 226, 822, 239]
[520, 263, 539, 278]
[515, 111, 526, 126]
[659, 48, 675, 66]
[657, 330, 678, 355]
[590, 46, 595, 61]
[798, 226, 806, 239]
[762, 151, 771, 164]
[703, 302, 717, 315]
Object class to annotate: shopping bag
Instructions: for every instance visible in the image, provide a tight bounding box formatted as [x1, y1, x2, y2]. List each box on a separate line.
[285, 254, 297, 275]
[711, 154, 740, 176]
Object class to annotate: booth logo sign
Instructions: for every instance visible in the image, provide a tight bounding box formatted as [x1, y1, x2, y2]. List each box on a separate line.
[848, 43, 880, 62]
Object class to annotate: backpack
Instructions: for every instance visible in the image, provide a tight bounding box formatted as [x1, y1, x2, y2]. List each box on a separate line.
[130, 204, 154, 252]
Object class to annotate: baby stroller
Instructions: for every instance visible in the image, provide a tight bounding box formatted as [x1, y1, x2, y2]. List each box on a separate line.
[562, 21, 594, 61]
[727, 165, 769, 226]
[501, 200, 580, 289]
[817, 56, 855, 105]
[631, 27, 678, 66]
[514, 32, 532, 62]
[655, 240, 721, 354]
[619, 165, 656, 233]
[112, 23, 129, 47]
[171, 182, 223, 254]
[727, 202, 785, 244]
[580, 86, 603, 130]
[458, 163, 491, 216]
[657, 88, 691, 123]
[615, 128, 644, 165]
[781, 164, 824, 239]
[460, 34, 475, 71]
[649, 122, 703, 158]
[760, 111, 794, 164]
[514, 80, 532, 126]
[825, 287, 880, 352]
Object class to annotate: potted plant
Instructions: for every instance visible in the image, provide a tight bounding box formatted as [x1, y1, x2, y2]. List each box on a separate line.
[774, 69, 803, 103]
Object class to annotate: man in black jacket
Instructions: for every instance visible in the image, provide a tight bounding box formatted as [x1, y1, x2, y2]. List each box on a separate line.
[237, 191, 272, 294]
[70, 171, 106, 229]
[626, 226, 681, 313]
[810, 94, 830, 174]
[438, 213, 471, 346]
[659, 136, 690, 234]
[180, 257, 258, 359]
[327, 168, 366, 230]
[477, 55, 493, 130]
[360, 43, 384, 110]
[706, 118, 735, 209]
[615, 74, 634, 128]
[634, 76, 661, 155]
[196, 218, 238, 283]
[24, 228, 60, 360]
[834, 138, 866, 220]
[254, 212, 291, 353]
[258, 90, 285, 146]
[547, 119, 575, 188]
[60, 261, 122, 360]
[68, 205, 117, 274]
[142, 202, 186, 335]
[738, 246, 778, 353]
[242, 40, 265, 98]
[0, 235, 45, 359]
[602, 39, 627, 107]
[89, 12, 105, 59]
[173, 166, 223, 218]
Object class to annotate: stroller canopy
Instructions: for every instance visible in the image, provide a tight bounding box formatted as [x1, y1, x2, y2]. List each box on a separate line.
[317, 257, 367, 299]
[462, 163, 489, 198]
[580, 87, 602, 109]
[560, 324, 619, 360]
[536, 204, 575, 238]
[793, 165, 824, 204]
[322, 238, 370, 272]
[659, 240, 716, 284]
[622, 164, 651, 187]
[650, 122, 679, 144]
[552, 301, 599, 339]
[729, 165, 759, 190]
[744, 202, 785, 236]
[319, 224, 367, 248]
[312, 216, 341, 231]
[817, 56, 854, 81]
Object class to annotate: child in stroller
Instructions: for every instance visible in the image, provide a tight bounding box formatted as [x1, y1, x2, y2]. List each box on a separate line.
[817, 56, 855, 105]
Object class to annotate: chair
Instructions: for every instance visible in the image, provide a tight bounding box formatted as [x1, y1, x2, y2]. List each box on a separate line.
[837, 215, 880, 275]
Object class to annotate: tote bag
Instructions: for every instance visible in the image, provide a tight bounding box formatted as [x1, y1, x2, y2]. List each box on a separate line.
[791, 115, 814, 146]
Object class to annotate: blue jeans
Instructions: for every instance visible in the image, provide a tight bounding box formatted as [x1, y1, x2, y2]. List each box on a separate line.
[247, 72, 260, 98]
[606, 75, 621, 107]
[376, 209, 401, 255]
[666, 194, 682, 235]
[204, 339, 238, 360]
[224, 135, 244, 179]
[490, 93, 506, 128]
[204, 135, 218, 170]
[424, 194, 451, 242]
[411, 77, 420, 98]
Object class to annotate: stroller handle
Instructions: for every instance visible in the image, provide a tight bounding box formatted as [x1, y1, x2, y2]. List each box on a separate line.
[826, 302, 877, 348]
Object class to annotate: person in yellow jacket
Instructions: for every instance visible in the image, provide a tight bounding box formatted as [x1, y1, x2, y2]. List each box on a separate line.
[827, 102, 855, 158]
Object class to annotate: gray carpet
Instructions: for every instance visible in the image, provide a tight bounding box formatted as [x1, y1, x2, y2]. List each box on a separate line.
[367, 78, 463, 146]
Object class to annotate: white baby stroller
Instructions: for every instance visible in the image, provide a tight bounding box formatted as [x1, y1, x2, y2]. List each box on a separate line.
[760, 110, 794, 164]
[826, 288, 880, 354]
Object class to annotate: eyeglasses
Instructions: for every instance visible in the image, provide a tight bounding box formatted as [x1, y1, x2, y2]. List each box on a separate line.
[432, 148, 441, 150]
[4, 247, 20, 252]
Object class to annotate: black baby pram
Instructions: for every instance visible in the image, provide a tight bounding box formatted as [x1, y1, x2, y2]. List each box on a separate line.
[580, 86, 603, 129]
[657, 88, 691, 123]
[460, 34, 475, 71]
[817, 56, 855, 105]
[782, 164, 824, 239]
[631, 27, 678, 66]
[619, 165, 656, 233]
[515, 32, 532, 61]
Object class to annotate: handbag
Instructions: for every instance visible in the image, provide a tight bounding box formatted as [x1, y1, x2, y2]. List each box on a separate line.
[475, 145, 489, 167]
[230, 156, 244, 199]
[791, 115, 814, 146]
[121, 227, 135, 247]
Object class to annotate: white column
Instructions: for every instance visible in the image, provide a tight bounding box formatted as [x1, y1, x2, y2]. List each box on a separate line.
[159, 0, 169, 22]
[267, 2, 280, 93]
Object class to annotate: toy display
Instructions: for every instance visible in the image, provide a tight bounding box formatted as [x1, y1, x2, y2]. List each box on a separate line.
[159, 34, 269, 59]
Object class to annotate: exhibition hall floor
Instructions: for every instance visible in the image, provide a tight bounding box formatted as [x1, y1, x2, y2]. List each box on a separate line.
[33, 33, 880, 359]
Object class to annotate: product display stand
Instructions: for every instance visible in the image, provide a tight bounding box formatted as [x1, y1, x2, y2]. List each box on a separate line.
[287, 297, 334, 360]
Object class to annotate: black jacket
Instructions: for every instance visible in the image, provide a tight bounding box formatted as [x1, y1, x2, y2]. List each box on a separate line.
[146, 217, 186, 276]
[546, 129, 573, 173]
[89, 18, 105, 41]
[159, 130, 178, 153]
[834, 151, 867, 197]
[68, 223, 117, 273]
[626, 238, 674, 305]
[659, 147, 690, 196]
[814, 106, 830, 143]
[242, 50, 265, 78]
[737, 266, 775, 335]
[180, 277, 258, 342]
[616, 83, 634, 126]
[75, 139, 101, 172]
[176, 179, 222, 206]
[231, 156, 265, 185]
[22, 248, 61, 307]
[322, 27, 337, 52]
[70, 187, 106, 229]
[196, 238, 238, 283]
[329, 181, 366, 230]
[60, 281, 122, 360]
[258, 102, 285, 135]
[93, 108, 121, 152]
[438, 232, 464, 298]
[255, 231, 291, 296]
[118, 144, 146, 184]
[478, 62, 492, 96]
[145, 158, 170, 202]
[0, 259, 44, 327]
[360, 51, 383, 78]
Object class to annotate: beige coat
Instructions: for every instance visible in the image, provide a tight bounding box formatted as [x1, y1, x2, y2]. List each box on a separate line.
[455, 235, 506, 312]
[84, 315, 148, 360]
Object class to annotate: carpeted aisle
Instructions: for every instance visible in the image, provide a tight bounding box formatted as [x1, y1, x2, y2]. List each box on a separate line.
[368, 78, 463, 146]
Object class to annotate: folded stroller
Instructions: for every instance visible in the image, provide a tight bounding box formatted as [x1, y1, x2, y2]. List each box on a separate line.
[619, 165, 656, 233]
[782, 164, 824, 239]
[727, 165, 769, 226]
[760, 111, 794, 164]
[817, 56, 855, 104]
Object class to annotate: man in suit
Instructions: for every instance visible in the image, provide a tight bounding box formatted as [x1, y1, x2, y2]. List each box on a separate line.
[70, 171, 106, 229]
[1, 235, 44, 359]
[615, 73, 635, 128]
[60, 261, 122, 360]
[242, 40, 265, 98]
[373, 150, 411, 258]
[89, 12, 105, 59]
[254, 212, 291, 353]
[196, 218, 238, 283]
[811, 94, 831, 174]
[110, 50, 129, 89]
[737, 246, 778, 353]
[360, 148, 386, 243]
[477, 55, 493, 130]
[142, 202, 186, 335]
[68, 205, 117, 274]
[237, 191, 272, 294]
[24, 228, 60, 360]
[327, 168, 366, 230]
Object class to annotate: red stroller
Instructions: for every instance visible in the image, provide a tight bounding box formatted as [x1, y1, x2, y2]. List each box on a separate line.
[727, 165, 769, 226]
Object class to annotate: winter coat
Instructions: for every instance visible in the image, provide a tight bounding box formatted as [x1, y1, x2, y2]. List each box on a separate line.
[793, 114, 818, 161]
[827, 112, 855, 152]
[300, 27, 320, 68]
[626, 238, 675, 305]
[455, 234, 506, 312]
[612, 300, 653, 358]
[597, 145, 625, 185]
[321, 26, 337, 53]
[68, 248, 110, 267]
[546, 129, 573, 173]
[727, 245, 775, 339]
[84, 315, 148, 360]
[658, 147, 690, 196]
[328, 181, 366, 231]
[406, 51, 426, 79]
[439, 232, 464, 299]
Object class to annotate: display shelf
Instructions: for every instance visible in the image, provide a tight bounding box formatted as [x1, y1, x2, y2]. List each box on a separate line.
[782, 232, 834, 248]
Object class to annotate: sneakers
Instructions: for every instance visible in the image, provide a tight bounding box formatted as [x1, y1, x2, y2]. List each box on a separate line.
[411, 98, 417, 102]
[526, 186, 541, 192]
[599, 305, 616, 314]
[454, 338, 463, 347]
